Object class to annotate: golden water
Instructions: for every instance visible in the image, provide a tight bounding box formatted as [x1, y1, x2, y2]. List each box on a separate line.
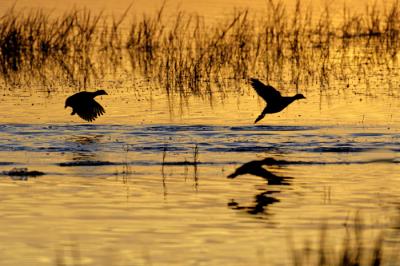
[0, 1, 400, 266]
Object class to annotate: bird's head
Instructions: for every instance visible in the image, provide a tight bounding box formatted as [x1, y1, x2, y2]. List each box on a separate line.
[64, 98, 72, 109]
[294, 93, 306, 100]
[95, 89, 108, 96]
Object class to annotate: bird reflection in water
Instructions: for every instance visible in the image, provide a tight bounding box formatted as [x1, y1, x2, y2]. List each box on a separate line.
[67, 135, 104, 162]
[228, 157, 290, 185]
[227, 157, 291, 215]
[228, 190, 281, 215]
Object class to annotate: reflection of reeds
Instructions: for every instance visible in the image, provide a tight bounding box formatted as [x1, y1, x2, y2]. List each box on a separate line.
[193, 144, 199, 189]
[114, 144, 133, 184]
[193, 144, 199, 165]
[1, 1, 400, 95]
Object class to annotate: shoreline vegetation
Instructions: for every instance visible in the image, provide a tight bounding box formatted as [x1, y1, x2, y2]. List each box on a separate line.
[0, 0, 400, 96]
[289, 215, 399, 266]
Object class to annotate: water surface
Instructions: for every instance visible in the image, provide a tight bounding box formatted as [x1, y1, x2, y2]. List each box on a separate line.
[1, 117, 399, 265]
[1, 1, 400, 265]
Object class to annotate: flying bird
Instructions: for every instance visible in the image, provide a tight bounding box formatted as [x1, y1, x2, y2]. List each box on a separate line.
[250, 78, 305, 123]
[65, 90, 108, 122]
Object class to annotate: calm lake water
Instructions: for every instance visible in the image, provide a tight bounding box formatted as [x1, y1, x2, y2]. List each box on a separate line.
[1, 1, 400, 266]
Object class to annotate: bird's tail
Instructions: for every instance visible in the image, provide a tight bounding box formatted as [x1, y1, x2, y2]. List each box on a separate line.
[227, 173, 237, 179]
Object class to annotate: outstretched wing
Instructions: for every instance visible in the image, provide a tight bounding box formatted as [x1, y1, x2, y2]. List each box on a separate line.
[250, 78, 281, 103]
[75, 100, 105, 122]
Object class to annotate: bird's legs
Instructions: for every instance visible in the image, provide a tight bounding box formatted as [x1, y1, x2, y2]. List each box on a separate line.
[254, 112, 266, 123]
[254, 106, 270, 124]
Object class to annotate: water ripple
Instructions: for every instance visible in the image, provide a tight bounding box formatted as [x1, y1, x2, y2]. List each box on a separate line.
[0, 124, 398, 162]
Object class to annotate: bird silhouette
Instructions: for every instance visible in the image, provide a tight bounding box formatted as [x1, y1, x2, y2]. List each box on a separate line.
[228, 190, 281, 215]
[250, 78, 305, 123]
[227, 157, 289, 185]
[65, 90, 108, 122]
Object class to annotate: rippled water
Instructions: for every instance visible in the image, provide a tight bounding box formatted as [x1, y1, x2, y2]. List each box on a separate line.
[1, 120, 399, 265]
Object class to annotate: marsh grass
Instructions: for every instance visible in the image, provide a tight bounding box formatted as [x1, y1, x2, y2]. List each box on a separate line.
[1, 1, 400, 97]
[289, 215, 398, 266]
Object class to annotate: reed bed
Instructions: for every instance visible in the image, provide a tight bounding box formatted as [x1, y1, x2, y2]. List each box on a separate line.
[290, 216, 398, 266]
[1, 1, 400, 96]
